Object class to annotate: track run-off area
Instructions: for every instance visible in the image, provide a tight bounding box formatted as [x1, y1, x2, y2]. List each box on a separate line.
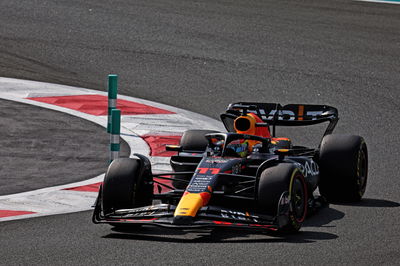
[0, 0, 399, 265]
[0, 77, 223, 221]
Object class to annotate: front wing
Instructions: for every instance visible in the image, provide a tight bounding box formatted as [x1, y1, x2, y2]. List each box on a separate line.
[93, 193, 292, 232]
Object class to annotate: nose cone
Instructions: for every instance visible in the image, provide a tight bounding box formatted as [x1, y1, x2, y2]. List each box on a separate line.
[174, 193, 203, 217]
[173, 192, 212, 225]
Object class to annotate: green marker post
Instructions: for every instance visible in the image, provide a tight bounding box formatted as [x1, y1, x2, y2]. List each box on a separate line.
[107, 74, 118, 133]
[110, 109, 121, 163]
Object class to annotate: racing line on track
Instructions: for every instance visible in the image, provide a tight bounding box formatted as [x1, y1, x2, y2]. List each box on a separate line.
[0, 77, 224, 222]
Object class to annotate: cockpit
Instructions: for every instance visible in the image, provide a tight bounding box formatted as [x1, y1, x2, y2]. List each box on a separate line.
[205, 133, 269, 158]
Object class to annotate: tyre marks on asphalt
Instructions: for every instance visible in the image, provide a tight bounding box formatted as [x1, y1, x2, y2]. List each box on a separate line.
[0, 77, 223, 221]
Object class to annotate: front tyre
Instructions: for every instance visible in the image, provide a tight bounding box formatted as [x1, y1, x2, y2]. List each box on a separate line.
[102, 158, 153, 226]
[318, 134, 368, 203]
[258, 164, 308, 233]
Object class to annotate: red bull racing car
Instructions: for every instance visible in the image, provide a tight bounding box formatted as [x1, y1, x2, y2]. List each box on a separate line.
[93, 102, 368, 233]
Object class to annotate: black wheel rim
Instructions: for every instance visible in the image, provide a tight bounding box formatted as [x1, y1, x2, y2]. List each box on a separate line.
[291, 175, 306, 222]
[357, 147, 367, 194]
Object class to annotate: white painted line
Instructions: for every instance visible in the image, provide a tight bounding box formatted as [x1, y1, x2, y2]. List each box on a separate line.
[355, 0, 400, 4]
[0, 174, 104, 200]
[0, 77, 225, 222]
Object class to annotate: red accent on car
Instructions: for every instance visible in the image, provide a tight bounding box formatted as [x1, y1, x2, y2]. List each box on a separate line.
[199, 192, 211, 206]
[248, 224, 278, 230]
[213, 221, 233, 225]
[198, 168, 220, 174]
[248, 113, 271, 138]
[138, 218, 158, 221]
[198, 168, 208, 174]
[295, 173, 308, 223]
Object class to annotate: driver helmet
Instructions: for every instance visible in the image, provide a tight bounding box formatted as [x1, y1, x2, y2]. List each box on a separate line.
[225, 139, 250, 157]
[233, 113, 270, 153]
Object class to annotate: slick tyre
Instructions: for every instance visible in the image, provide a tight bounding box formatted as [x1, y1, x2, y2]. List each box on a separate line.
[102, 158, 153, 226]
[172, 129, 218, 189]
[258, 163, 308, 233]
[318, 134, 368, 203]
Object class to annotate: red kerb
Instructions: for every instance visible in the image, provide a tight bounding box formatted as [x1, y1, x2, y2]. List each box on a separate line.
[0, 210, 36, 218]
[63, 182, 102, 192]
[142, 135, 181, 157]
[27, 95, 174, 116]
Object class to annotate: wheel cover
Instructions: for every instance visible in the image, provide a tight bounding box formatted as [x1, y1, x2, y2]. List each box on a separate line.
[357, 147, 368, 195]
[290, 172, 307, 223]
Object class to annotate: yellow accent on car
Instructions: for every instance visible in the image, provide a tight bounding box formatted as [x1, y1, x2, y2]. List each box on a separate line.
[277, 149, 289, 153]
[174, 193, 204, 217]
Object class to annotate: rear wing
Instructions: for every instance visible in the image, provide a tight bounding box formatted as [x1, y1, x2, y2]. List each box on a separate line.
[221, 102, 339, 137]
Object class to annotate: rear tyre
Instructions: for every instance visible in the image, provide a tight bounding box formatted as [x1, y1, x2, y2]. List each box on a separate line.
[258, 163, 308, 233]
[172, 129, 219, 189]
[318, 134, 368, 203]
[102, 158, 153, 227]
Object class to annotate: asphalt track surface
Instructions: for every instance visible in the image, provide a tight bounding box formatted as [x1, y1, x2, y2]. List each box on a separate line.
[0, 0, 399, 264]
[0, 98, 130, 196]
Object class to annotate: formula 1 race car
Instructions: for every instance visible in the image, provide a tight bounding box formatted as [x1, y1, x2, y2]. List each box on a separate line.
[93, 102, 368, 233]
